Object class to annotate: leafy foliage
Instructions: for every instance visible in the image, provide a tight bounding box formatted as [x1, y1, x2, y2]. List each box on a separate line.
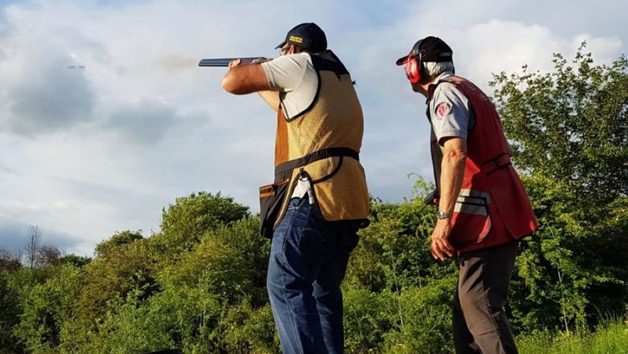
[157, 192, 250, 256]
[491, 45, 628, 203]
[491, 44, 628, 332]
[0, 272, 25, 354]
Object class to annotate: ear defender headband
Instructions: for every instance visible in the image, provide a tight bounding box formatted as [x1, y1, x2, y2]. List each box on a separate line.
[405, 40, 424, 84]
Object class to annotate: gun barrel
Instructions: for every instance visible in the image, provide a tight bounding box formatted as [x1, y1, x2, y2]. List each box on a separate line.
[198, 57, 266, 67]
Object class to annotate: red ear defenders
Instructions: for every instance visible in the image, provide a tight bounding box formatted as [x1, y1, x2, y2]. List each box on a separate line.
[405, 54, 421, 83]
[405, 40, 425, 84]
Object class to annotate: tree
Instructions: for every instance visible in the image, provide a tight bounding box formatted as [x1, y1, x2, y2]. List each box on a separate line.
[154, 192, 250, 258]
[36, 245, 62, 268]
[59, 254, 91, 268]
[490, 44, 628, 332]
[95, 230, 144, 258]
[13, 265, 83, 354]
[0, 272, 25, 354]
[0, 248, 21, 272]
[491, 44, 628, 204]
[24, 225, 42, 269]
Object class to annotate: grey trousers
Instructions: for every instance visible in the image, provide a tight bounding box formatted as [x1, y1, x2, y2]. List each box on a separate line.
[453, 240, 519, 354]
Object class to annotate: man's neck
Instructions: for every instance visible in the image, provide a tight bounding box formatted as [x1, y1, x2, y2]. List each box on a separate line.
[418, 71, 455, 97]
[417, 79, 436, 97]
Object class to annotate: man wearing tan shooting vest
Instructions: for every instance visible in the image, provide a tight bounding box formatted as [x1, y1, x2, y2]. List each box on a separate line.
[222, 23, 370, 354]
[396, 37, 538, 354]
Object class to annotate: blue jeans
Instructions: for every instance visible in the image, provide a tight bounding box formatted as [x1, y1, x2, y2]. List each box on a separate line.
[267, 197, 359, 354]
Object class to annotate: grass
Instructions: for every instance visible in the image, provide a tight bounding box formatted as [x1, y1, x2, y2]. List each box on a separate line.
[518, 319, 628, 354]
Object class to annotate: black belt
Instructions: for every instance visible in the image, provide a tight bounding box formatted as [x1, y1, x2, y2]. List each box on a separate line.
[275, 147, 359, 176]
[481, 153, 512, 175]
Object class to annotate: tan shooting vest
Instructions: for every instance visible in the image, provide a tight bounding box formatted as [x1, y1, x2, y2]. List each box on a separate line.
[259, 52, 370, 237]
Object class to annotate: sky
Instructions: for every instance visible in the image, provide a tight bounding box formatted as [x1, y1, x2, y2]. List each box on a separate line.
[0, 0, 625, 256]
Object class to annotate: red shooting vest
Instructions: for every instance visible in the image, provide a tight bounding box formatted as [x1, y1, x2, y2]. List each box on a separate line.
[428, 75, 538, 254]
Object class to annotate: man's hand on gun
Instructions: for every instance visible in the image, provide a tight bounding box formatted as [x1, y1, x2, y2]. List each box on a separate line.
[227, 57, 270, 69]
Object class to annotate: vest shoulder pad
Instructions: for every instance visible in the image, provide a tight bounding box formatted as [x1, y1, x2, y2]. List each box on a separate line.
[311, 53, 350, 77]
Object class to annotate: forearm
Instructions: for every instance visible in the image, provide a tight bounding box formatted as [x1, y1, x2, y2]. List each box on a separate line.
[438, 151, 467, 214]
[221, 62, 270, 95]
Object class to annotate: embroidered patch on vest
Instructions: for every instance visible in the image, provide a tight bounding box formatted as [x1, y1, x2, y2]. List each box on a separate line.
[435, 102, 451, 119]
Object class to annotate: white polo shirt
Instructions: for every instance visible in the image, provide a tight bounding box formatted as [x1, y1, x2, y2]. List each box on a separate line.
[261, 52, 319, 119]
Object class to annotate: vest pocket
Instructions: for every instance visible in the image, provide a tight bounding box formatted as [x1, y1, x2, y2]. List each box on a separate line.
[449, 195, 492, 248]
[259, 178, 290, 239]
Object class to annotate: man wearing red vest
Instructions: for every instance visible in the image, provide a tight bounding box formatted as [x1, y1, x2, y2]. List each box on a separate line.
[396, 37, 538, 354]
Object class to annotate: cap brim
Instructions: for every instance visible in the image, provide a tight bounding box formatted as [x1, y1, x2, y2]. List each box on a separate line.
[274, 41, 286, 50]
[395, 55, 410, 66]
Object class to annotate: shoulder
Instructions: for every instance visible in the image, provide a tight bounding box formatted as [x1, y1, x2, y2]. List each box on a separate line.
[261, 53, 317, 92]
[431, 81, 468, 107]
[265, 52, 312, 69]
[433, 81, 464, 98]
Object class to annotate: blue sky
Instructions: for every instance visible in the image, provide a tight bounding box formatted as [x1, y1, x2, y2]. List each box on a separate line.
[0, 0, 626, 256]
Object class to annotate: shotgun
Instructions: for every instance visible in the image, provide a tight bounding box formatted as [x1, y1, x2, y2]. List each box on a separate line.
[198, 57, 269, 67]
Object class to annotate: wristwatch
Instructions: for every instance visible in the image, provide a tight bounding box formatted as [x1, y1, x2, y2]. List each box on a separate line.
[436, 210, 452, 220]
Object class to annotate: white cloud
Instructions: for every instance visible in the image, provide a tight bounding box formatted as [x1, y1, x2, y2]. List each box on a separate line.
[105, 98, 179, 143]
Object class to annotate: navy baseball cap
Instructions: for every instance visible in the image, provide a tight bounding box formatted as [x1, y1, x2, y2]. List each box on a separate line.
[396, 36, 453, 66]
[274, 23, 327, 53]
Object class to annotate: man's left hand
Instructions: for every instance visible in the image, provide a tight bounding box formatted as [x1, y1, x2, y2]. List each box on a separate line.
[228, 59, 242, 69]
[430, 219, 454, 260]
[228, 58, 271, 69]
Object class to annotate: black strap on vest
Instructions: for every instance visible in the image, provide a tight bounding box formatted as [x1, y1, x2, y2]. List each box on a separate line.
[274, 147, 359, 176]
[311, 52, 350, 77]
[482, 153, 512, 175]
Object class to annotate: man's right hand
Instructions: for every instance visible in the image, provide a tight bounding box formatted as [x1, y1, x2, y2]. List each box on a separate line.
[430, 219, 454, 260]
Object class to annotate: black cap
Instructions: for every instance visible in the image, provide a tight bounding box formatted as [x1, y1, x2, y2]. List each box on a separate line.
[274, 23, 327, 53]
[395, 36, 453, 66]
